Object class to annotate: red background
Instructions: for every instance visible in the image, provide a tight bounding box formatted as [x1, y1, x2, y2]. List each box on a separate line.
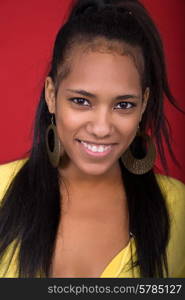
[0, 0, 185, 182]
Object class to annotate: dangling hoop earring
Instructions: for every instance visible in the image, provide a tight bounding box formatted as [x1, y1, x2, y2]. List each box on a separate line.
[121, 127, 156, 175]
[45, 114, 63, 168]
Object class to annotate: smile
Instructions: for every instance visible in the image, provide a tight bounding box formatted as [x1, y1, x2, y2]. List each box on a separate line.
[80, 140, 112, 152]
[77, 139, 114, 157]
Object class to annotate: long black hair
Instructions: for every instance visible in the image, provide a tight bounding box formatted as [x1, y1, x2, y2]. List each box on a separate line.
[0, 0, 184, 277]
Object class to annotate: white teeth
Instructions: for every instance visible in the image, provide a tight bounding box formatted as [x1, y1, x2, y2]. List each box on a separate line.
[80, 141, 111, 152]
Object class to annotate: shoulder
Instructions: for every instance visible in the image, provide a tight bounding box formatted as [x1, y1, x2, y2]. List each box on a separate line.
[155, 173, 185, 277]
[155, 172, 185, 194]
[155, 173, 185, 208]
[0, 158, 28, 203]
[155, 172, 185, 234]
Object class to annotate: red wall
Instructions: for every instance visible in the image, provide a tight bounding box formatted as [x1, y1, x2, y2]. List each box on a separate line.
[0, 0, 184, 182]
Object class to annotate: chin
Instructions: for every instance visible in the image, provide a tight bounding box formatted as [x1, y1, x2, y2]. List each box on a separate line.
[77, 163, 114, 177]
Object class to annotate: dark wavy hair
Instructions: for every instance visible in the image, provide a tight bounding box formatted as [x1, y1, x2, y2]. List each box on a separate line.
[0, 0, 184, 277]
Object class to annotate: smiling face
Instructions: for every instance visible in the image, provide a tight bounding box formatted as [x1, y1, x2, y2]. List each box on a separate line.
[45, 41, 149, 178]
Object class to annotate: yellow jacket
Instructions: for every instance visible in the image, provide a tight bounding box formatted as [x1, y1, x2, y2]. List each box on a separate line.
[0, 158, 185, 277]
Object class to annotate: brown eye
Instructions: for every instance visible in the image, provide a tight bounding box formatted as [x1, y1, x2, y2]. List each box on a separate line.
[115, 102, 136, 110]
[68, 97, 90, 106]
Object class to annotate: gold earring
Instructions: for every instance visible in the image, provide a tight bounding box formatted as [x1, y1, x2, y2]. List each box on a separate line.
[121, 127, 156, 175]
[45, 114, 63, 168]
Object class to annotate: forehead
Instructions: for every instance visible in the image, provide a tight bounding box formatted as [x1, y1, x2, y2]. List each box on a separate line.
[57, 37, 144, 86]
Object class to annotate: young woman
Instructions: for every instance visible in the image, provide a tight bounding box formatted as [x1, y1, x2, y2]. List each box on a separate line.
[0, 0, 185, 278]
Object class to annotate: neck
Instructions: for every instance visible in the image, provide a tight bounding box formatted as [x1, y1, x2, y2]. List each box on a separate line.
[58, 159, 127, 215]
[58, 159, 122, 189]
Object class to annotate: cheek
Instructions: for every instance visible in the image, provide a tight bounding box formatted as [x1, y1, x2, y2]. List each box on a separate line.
[118, 117, 139, 144]
[55, 106, 83, 139]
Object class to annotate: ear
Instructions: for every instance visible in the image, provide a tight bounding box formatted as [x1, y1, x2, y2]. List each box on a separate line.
[45, 76, 56, 114]
[140, 87, 150, 121]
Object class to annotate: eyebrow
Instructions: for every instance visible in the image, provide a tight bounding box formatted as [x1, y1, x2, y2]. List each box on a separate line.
[66, 89, 140, 101]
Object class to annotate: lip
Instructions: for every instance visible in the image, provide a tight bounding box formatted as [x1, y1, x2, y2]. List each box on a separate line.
[76, 139, 117, 146]
[76, 139, 114, 158]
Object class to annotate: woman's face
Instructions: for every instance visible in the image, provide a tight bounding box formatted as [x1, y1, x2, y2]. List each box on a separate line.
[45, 45, 149, 177]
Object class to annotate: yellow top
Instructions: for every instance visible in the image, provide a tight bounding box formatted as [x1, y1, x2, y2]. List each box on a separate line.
[0, 158, 185, 278]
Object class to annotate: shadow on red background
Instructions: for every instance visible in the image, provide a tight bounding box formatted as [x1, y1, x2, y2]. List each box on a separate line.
[0, 0, 185, 182]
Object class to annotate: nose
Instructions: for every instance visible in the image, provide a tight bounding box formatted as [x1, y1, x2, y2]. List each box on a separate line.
[86, 109, 114, 139]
